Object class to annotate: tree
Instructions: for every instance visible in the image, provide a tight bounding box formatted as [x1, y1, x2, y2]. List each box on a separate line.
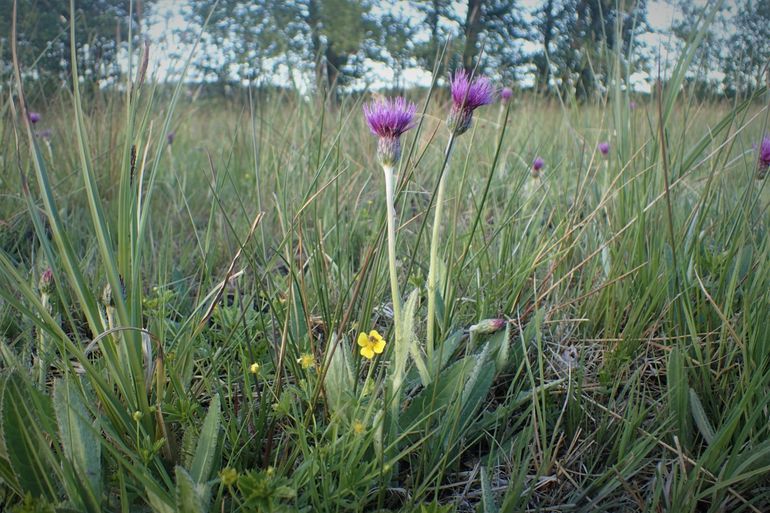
[411, 0, 526, 82]
[528, 0, 647, 98]
[724, 0, 770, 97]
[668, 0, 730, 98]
[1, 0, 145, 90]
[186, 0, 374, 96]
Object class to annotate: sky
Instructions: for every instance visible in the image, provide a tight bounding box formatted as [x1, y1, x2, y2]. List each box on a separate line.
[142, 0, 718, 92]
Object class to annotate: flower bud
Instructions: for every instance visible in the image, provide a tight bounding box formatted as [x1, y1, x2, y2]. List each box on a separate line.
[39, 268, 54, 295]
[469, 318, 506, 335]
[220, 467, 238, 486]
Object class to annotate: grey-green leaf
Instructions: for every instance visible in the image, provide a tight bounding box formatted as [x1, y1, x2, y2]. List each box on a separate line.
[54, 377, 102, 499]
[175, 465, 209, 513]
[190, 394, 221, 483]
[689, 388, 715, 445]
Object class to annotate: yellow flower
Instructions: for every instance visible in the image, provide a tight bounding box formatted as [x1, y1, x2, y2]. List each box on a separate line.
[357, 330, 386, 359]
[249, 362, 260, 374]
[352, 420, 366, 434]
[297, 353, 315, 369]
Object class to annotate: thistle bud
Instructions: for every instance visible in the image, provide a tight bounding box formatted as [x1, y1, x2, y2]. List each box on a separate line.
[39, 268, 54, 295]
[469, 318, 506, 335]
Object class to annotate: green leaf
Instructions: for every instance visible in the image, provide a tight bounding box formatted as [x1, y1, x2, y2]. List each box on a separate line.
[54, 378, 102, 500]
[1, 373, 59, 500]
[190, 394, 221, 484]
[175, 466, 209, 513]
[480, 466, 499, 513]
[667, 347, 691, 446]
[400, 288, 430, 386]
[689, 388, 715, 445]
[323, 334, 355, 420]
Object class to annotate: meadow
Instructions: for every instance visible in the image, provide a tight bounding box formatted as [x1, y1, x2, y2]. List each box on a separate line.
[2, 54, 770, 512]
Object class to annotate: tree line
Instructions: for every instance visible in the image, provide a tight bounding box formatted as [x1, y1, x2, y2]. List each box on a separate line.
[2, 0, 769, 99]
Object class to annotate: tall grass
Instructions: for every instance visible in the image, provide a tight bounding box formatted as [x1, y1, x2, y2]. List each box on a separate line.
[2, 4, 770, 512]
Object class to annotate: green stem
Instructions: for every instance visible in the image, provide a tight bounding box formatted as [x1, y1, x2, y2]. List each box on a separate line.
[426, 135, 456, 364]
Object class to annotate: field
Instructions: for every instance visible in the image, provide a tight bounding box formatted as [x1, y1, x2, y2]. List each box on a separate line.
[2, 70, 770, 512]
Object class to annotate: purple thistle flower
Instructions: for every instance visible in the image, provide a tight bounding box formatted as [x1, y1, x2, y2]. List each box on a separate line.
[363, 97, 417, 168]
[29, 111, 41, 124]
[757, 136, 770, 179]
[532, 156, 545, 178]
[501, 87, 513, 103]
[598, 142, 610, 156]
[35, 128, 53, 141]
[447, 70, 494, 136]
[167, 131, 176, 145]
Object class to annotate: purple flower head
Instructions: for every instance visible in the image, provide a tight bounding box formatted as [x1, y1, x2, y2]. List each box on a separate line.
[598, 141, 610, 156]
[35, 128, 53, 141]
[501, 87, 513, 103]
[363, 97, 417, 168]
[29, 111, 41, 124]
[447, 70, 494, 135]
[756, 136, 770, 179]
[531, 156, 545, 178]
[167, 131, 175, 145]
[629, 100, 637, 110]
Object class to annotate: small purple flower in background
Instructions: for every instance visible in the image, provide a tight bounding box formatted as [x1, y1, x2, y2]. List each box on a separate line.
[629, 100, 637, 110]
[500, 87, 513, 103]
[532, 156, 545, 177]
[756, 136, 770, 179]
[363, 96, 417, 168]
[35, 128, 53, 141]
[29, 111, 41, 124]
[167, 131, 175, 145]
[598, 142, 610, 156]
[447, 69, 494, 136]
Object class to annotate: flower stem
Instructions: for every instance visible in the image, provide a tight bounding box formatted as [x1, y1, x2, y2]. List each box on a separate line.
[426, 135, 456, 365]
[383, 165, 404, 427]
[383, 165, 402, 328]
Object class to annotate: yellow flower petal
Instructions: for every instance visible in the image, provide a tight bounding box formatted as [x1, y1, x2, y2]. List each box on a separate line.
[373, 339, 386, 354]
[369, 330, 383, 343]
[360, 346, 375, 359]
[357, 332, 369, 347]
